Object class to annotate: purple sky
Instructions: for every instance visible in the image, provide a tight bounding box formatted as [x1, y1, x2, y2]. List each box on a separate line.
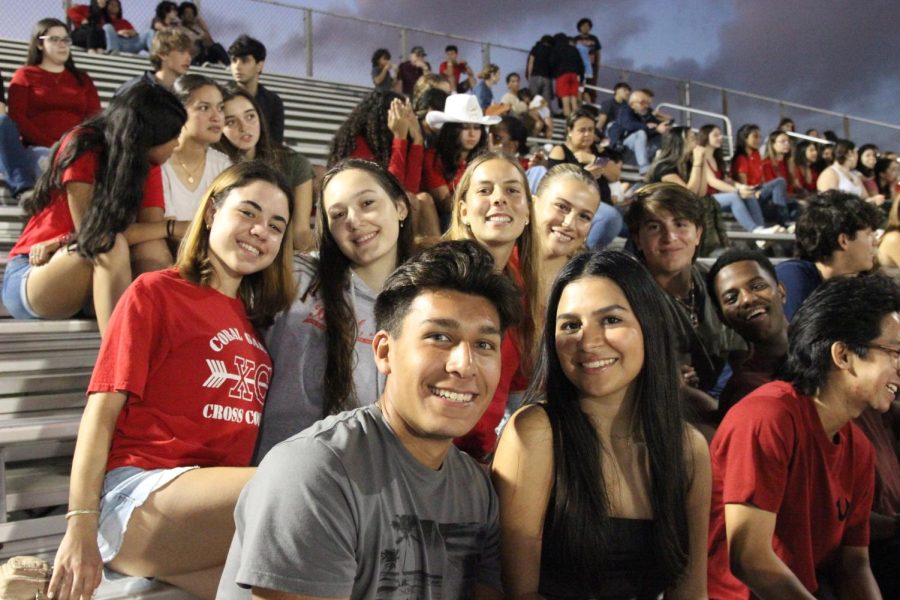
[6, 0, 898, 147]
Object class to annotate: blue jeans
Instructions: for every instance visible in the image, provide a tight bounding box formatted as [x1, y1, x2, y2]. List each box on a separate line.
[712, 192, 765, 232]
[0, 116, 47, 195]
[758, 177, 790, 224]
[622, 129, 650, 174]
[587, 202, 625, 249]
[103, 24, 153, 54]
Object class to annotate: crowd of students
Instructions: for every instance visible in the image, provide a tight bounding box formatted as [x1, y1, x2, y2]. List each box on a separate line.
[0, 8, 898, 600]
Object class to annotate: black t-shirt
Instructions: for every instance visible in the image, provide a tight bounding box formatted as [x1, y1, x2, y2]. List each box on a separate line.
[574, 33, 602, 58]
[529, 43, 552, 78]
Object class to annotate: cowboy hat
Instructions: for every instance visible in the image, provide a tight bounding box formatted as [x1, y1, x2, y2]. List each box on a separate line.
[425, 94, 502, 130]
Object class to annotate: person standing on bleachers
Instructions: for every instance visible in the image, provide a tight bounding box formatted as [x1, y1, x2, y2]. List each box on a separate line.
[228, 35, 285, 144]
[115, 28, 193, 95]
[397, 45, 431, 97]
[8, 19, 101, 150]
[526, 35, 554, 113]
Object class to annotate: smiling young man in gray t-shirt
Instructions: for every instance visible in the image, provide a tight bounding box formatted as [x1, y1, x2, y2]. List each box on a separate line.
[217, 241, 521, 600]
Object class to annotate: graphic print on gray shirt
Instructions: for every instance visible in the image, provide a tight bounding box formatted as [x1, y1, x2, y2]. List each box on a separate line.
[218, 404, 502, 599]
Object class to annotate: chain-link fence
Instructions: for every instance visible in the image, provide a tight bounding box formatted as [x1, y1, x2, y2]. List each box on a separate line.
[3, 0, 898, 148]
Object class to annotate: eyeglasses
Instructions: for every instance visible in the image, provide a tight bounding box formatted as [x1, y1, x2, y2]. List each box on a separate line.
[865, 343, 900, 369]
[39, 35, 72, 45]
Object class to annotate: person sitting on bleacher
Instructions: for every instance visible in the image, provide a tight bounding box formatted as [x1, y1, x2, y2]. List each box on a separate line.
[249, 159, 415, 464]
[177, 1, 229, 66]
[817, 139, 885, 206]
[608, 89, 659, 175]
[228, 35, 285, 145]
[115, 27, 192, 95]
[161, 75, 232, 228]
[48, 161, 295, 600]
[706, 248, 789, 421]
[67, 1, 108, 54]
[100, 0, 154, 55]
[624, 183, 741, 424]
[150, 1, 179, 32]
[793, 139, 820, 196]
[730, 123, 792, 224]
[0, 69, 40, 205]
[595, 81, 631, 132]
[8, 19, 101, 150]
[707, 274, 891, 600]
[776, 190, 882, 321]
[698, 124, 767, 233]
[646, 126, 708, 196]
[1, 83, 186, 335]
[422, 94, 498, 228]
[498, 72, 529, 117]
[218, 85, 314, 251]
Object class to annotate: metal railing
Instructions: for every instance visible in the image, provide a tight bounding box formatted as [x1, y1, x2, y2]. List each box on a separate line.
[6, 0, 892, 149]
[655, 103, 734, 159]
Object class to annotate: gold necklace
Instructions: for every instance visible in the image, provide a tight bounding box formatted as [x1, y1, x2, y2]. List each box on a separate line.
[177, 154, 205, 185]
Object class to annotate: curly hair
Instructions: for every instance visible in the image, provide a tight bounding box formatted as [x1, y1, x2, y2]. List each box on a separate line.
[26, 82, 186, 259]
[795, 190, 882, 263]
[327, 91, 405, 169]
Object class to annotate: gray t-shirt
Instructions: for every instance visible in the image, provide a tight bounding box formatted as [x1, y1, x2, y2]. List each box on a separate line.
[252, 254, 385, 463]
[218, 404, 503, 599]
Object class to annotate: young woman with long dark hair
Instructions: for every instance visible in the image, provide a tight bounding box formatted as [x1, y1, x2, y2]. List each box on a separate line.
[48, 161, 295, 600]
[645, 126, 707, 196]
[252, 159, 416, 462]
[817, 139, 885, 205]
[446, 150, 541, 461]
[761, 129, 798, 195]
[793, 140, 819, 195]
[492, 250, 711, 598]
[162, 74, 231, 222]
[8, 18, 100, 148]
[218, 85, 315, 250]
[2, 83, 186, 335]
[67, 0, 109, 53]
[422, 93, 497, 223]
[697, 124, 766, 232]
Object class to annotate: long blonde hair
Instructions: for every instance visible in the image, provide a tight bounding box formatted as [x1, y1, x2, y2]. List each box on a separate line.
[445, 150, 540, 366]
[177, 161, 296, 328]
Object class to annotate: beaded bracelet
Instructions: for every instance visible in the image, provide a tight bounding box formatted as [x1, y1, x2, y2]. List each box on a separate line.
[65, 508, 100, 520]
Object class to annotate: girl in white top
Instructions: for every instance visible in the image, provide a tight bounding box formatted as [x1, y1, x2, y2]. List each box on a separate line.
[817, 139, 885, 206]
[162, 74, 232, 221]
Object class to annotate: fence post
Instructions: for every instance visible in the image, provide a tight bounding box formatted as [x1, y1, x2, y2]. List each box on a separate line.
[842, 116, 851, 139]
[481, 42, 491, 70]
[303, 9, 313, 78]
[681, 81, 692, 127]
[400, 28, 408, 59]
[721, 88, 729, 119]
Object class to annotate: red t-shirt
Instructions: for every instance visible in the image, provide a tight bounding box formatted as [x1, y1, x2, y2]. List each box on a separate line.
[794, 165, 818, 192]
[350, 136, 424, 194]
[761, 158, 795, 194]
[439, 61, 469, 86]
[89, 269, 272, 471]
[9, 132, 164, 258]
[731, 151, 763, 186]
[707, 381, 875, 599]
[67, 5, 104, 27]
[422, 148, 465, 195]
[8, 65, 101, 147]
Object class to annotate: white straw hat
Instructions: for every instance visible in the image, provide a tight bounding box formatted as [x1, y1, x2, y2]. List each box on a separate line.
[425, 93, 502, 130]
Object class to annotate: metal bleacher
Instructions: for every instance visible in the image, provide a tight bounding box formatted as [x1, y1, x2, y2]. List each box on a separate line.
[0, 36, 393, 597]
